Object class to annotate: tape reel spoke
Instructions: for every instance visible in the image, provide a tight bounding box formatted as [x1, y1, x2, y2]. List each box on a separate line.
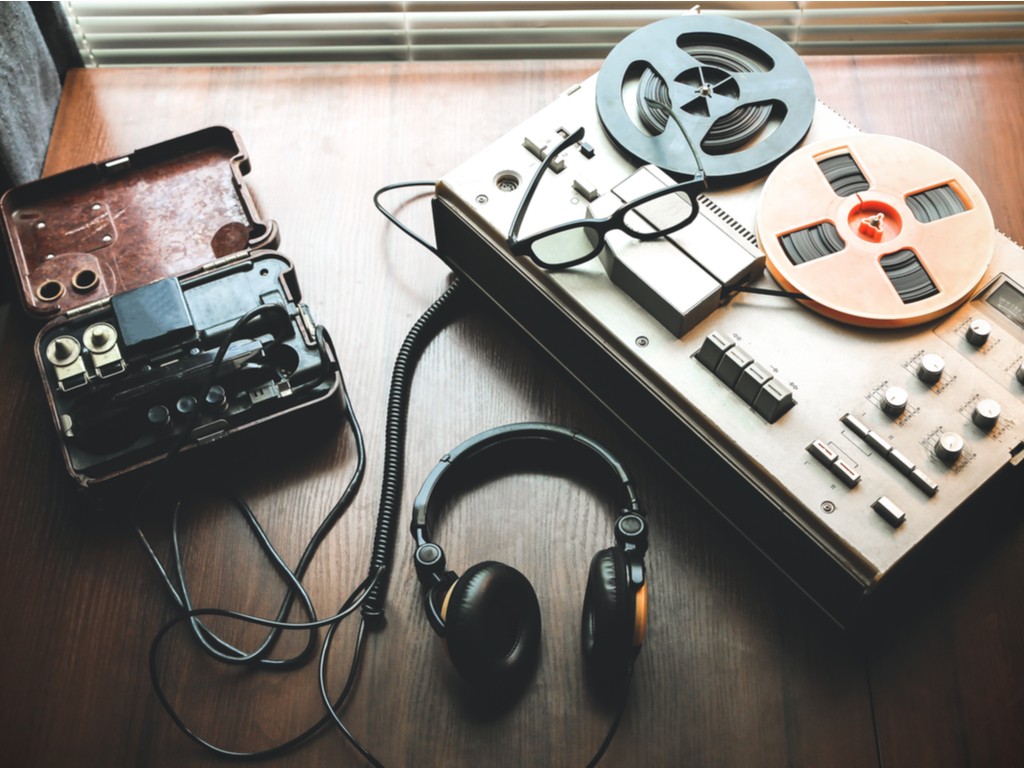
[725, 70, 786, 113]
[643, 45, 705, 92]
[661, 77, 720, 130]
[596, 14, 815, 185]
[908, 213, 983, 290]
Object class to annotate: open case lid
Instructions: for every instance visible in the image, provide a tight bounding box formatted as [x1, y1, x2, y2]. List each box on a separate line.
[1, 125, 279, 319]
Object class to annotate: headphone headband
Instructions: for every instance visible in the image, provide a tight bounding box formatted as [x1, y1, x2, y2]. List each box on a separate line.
[410, 422, 640, 544]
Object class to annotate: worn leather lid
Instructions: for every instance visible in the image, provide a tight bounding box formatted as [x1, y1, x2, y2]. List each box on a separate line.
[1, 125, 278, 318]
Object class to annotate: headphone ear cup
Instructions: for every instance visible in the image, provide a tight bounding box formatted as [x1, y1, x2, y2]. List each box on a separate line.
[581, 547, 633, 681]
[443, 561, 542, 694]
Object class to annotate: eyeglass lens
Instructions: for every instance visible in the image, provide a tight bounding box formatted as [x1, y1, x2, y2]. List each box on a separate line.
[530, 225, 602, 266]
[621, 188, 695, 237]
[529, 185, 696, 267]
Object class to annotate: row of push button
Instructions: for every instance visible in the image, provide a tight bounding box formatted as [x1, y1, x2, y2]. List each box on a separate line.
[841, 413, 939, 496]
[695, 332, 795, 423]
[805, 437, 910, 527]
[807, 439, 861, 487]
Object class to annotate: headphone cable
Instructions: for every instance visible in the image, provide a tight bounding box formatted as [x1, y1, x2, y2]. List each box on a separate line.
[586, 664, 634, 768]
[147, 567, 382, 760]
[139, 310, 377, 759]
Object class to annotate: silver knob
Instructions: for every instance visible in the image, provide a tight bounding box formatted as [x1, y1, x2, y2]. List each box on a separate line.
[972, 398, 1001, 431]
[935, 432, 964, 464]
[966, 318, 991, 347]
[1016, 363, 1024, 385]
[917, 353, 945, 384]
[882, 386, 908, 417]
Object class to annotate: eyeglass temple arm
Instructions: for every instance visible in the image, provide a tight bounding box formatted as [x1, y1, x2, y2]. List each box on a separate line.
[643, 96, 707, 184]
[507, 127, 587, 245]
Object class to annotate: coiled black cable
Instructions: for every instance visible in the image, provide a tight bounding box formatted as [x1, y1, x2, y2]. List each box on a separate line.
[361, 276, 466, 618]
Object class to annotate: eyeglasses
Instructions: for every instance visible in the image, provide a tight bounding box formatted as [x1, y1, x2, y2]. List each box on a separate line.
[506, 125, 707, 271]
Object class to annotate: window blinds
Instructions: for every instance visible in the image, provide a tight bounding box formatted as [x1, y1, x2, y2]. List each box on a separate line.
[62, 1, 1024, 67]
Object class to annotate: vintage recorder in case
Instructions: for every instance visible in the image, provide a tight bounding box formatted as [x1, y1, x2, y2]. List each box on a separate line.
[2, 127, 341, 491]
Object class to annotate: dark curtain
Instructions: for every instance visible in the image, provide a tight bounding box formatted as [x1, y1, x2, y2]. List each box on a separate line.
[0, 1, 82, 304]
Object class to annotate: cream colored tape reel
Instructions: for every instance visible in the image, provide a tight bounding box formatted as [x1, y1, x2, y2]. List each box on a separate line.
[756, 133, 995, 328]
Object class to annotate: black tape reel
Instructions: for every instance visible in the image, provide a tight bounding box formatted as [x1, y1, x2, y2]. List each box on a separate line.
[596, 14, 816, 186]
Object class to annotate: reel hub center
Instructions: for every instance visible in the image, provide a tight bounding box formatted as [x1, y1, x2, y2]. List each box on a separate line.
[849, 200, 902, 243]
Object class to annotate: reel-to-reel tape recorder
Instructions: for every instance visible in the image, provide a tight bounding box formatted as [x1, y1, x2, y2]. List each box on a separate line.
[430, 13, 1024, 625]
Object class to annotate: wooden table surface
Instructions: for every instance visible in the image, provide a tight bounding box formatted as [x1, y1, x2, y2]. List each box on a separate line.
[0, 53, 1022, 767]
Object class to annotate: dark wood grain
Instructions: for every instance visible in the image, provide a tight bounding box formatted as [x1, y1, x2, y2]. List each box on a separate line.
[0, 54, 1020, 767]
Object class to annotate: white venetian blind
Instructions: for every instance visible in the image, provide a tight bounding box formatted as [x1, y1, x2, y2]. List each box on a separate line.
[62, 1, 1024, 67]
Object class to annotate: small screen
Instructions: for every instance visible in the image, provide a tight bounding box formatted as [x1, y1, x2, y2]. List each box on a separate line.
[985, 281, 1024, 331]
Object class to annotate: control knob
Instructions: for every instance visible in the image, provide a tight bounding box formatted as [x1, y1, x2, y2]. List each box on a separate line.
[881, 386, 908, 417]
[965, 318, 991, 348]
[917, 353, 945, 384]
[971, 398, 1001, 431]
[934, 432, 964, 464]
[205, 384, 228, 412]
[147, 404, 171, 431]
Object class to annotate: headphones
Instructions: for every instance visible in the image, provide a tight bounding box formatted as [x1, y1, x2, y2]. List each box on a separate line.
[410, 422, 649, 697]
